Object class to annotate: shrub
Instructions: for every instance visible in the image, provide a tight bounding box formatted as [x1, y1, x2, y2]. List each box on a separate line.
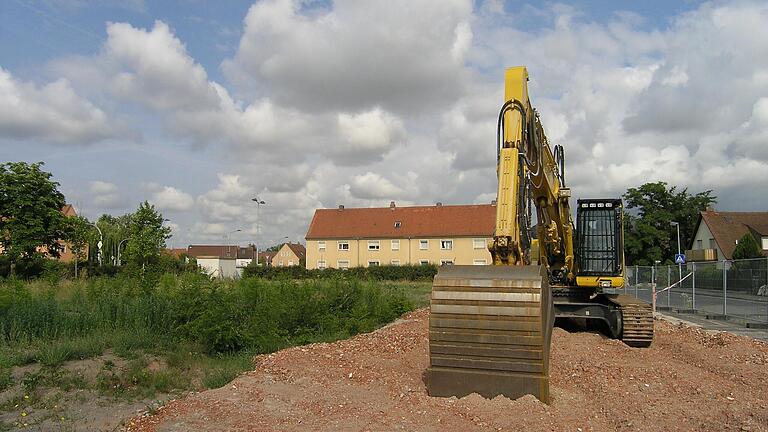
[243, 263, 438, 282]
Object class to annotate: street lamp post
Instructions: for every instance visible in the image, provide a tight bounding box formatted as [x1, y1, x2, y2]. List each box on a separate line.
[89, 222, 103, 266]
[225, 229, 242, 257]
[252, 196, 266, 265]
[671, 221, 682, 286]
[117, 238, 130, 266]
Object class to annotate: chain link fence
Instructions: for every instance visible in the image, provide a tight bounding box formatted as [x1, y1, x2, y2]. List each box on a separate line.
[624, 257, 768, 325]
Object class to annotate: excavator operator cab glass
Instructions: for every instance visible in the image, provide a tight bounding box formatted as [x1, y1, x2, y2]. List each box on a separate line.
[575, 199, 623, 276]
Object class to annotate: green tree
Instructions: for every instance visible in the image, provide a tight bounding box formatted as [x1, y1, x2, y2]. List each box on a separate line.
[66, 216, 92, 278]
[623, 182, 716, 265]
[122, 202, 171, 269]
[0, 162, 68, 276]
[90, 213, 132, 266]
[732, 233, 763, 260]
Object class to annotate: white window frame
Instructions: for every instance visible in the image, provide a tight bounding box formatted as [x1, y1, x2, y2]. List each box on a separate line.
[473, 259, 487, 265]
[440, 239, 453, 250]
[338, 241, 349, 251]
[318, 241, 326, 251]
[279, 260, 284, 266]
[419, 240, 429, 250]
[368, 240, 380, 251]
[390, 259, 401, 266]
[337, 260, 350, 269]
[391, 239, 400, 251]
[419, 259, 430, 266]
[368, 260, 380, 267]
[763, 237, 768, 250]
[440, 259, 454, 266]
[473, 238, 486, 249]
[288, 261, 294, 266]
[317, 260, 327, 269]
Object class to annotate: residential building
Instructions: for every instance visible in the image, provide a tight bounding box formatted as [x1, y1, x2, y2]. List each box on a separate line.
[258, 251, 276, 266]
[305, 202, 495, 269]
[187, 244, 257, 276]
[686, 209, 768, 261]
[272, 243, 306, 267]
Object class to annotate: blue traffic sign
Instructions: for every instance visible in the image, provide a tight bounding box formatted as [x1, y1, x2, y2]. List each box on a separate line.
[674, 254, 686, 264]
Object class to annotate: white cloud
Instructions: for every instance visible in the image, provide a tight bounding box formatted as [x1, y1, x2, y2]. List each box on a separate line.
[151, 186, 194, 211]
[348, 172, 406, 200]
[0, 68, 116, 144]
[89, 180, 124, 209]
[332, 108, 406, 165]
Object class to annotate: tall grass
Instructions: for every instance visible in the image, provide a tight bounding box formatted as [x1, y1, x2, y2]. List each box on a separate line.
[0, 273, 413, 359]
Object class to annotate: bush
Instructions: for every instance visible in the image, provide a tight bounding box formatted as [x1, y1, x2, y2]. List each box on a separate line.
[243, 263, 438, 282]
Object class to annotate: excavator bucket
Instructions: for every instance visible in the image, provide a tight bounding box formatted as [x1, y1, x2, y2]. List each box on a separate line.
[426, 265, 553, 403]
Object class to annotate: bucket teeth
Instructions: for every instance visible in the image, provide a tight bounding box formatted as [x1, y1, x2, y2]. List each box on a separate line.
[426, 265, 553, 403]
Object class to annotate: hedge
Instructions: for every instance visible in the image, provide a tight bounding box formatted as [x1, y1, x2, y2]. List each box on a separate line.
[243, 263, 438, 281]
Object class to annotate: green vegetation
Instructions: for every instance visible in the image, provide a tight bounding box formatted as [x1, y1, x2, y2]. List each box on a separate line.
[623, 181, 717, 265]
[0, 162, 68, 277]
[732, 233, 763, 260]
[244, 263, 439, 281]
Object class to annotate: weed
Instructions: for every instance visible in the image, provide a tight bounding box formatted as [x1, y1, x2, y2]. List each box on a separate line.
[0, 368, 11, 391]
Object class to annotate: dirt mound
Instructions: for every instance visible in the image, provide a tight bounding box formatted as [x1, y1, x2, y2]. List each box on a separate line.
[127, 309, 768, 431]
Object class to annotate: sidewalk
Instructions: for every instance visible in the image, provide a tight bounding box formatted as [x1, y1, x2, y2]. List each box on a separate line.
[657, 310, 768, 342]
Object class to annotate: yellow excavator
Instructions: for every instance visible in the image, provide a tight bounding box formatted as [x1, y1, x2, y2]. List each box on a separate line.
[426, 66, 653, 403]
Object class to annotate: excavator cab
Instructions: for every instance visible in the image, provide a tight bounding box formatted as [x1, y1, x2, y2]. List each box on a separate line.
[574, 199, 625, 290]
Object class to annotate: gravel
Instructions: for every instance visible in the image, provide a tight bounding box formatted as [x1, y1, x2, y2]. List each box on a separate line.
[127, 308, 768, 431]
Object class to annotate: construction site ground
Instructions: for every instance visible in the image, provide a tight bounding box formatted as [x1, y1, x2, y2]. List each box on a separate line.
[129, 308, 768, 432]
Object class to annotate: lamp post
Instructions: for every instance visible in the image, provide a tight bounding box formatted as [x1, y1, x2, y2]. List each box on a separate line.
[252, 196, 266, 265]
[117, 238, 130, 266]
[89, 222, 103, 266]
[670, 221, 682, 286]
[225, 229, 242, 257]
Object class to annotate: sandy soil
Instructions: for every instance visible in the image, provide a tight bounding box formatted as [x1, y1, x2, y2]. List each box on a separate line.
[127, 308, 768, 432]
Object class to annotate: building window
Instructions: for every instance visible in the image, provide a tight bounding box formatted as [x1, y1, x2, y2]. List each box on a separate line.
[391, 259, 400, 266]
[696, 239, 702, 250]
[279, 260, 284, 266]
[473, 238, 486, 249]
[709, 238, 716, 249]
[440, 239, 453, 250]
[338, 260, 350, 269]
[419, 259, 430, 266]
[318, 241, 326, 251]
[391, 239, 400, 251]
[368, 240, 380, 251]
[338, 241, 349, 251]
[419, 240, 429, 250]
[473, 259, 487, 265]
[368, 260, 380, 267]
[288, 261, 294, 266]
[394, 221, 402, 228]
[317, 260, 327, 269]
[763, 237, 768, 250]
[440, 259, 454, 266]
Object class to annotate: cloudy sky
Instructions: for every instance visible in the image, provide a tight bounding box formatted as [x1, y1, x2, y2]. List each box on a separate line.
[2, 0, 767, 248]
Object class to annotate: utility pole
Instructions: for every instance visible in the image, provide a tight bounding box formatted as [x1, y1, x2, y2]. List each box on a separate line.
[252, 196, 266, 265]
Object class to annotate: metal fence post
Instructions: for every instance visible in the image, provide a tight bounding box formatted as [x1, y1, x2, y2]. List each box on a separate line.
[667, 265, 671, 307]
[635, 265, 639, 298]
[723, 260, 727, 316]
[692, 261, 696, 310]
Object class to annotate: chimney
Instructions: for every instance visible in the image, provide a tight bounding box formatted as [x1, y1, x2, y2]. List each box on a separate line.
[436, 202, 442, 207]
[491, 199, 497, 206]
[390, 201, 396, 210]
[338, 205, 344, 210]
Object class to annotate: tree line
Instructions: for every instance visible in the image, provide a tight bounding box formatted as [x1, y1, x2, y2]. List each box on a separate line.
[0, 162, 174, 278]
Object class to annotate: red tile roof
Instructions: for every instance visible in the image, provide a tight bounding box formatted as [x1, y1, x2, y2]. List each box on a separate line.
[286, 243, 306, 259]
[699, 211, 768, 259]
[305, 204, 496, 239]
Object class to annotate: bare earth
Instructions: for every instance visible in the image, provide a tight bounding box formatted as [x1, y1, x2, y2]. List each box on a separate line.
[127, 308, 768, 432]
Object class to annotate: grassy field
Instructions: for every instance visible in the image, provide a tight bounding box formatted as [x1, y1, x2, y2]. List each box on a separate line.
[0, 274, 429, 430]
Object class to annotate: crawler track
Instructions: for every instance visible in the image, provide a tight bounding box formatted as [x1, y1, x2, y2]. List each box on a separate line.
[611, 295, 654, 347]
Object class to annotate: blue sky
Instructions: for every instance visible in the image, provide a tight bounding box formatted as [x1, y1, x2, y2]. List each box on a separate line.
[1, 0, 766, 248]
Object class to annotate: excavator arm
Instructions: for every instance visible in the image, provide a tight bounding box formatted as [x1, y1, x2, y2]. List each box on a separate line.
[489, 67, 575, 285]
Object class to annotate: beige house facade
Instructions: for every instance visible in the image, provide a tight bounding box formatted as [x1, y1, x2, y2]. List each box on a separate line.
[305, 202, 495, 269]
[272, 243, 306, 267]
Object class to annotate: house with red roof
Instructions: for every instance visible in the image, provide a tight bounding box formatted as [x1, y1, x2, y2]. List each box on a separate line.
[304, 201, 495, 269]
[687, 208, 768, 261]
